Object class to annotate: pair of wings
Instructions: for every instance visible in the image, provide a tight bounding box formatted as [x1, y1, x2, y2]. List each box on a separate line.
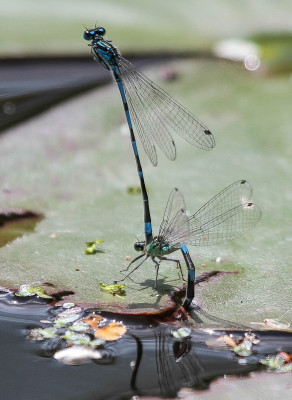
[117, 57, 215, 166]
[158, 180, 261, 249]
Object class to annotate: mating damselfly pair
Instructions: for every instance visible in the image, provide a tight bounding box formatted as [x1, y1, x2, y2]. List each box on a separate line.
[84, 26, 261, 309]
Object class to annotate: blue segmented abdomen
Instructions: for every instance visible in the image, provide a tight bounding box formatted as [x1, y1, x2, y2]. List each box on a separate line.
[145, 222, 152, 235]
[132, 141, 139, 156]
[180, 244, 189, 254]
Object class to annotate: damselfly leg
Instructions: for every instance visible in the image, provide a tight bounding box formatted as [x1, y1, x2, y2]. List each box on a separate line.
[119, 255, 149, 282]
[158, 256, 185, 281]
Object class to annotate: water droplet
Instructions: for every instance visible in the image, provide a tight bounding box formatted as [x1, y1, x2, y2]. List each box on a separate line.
[244, 54, 260, 71]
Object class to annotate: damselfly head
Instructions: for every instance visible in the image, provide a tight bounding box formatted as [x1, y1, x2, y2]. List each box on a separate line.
[134, 240, 145, 252]
[83, 27, 106, 41]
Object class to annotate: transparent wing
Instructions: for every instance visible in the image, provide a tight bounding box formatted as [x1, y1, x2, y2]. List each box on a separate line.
[158, 188, 191, 248]
[119, 57, 215, 166]
[187, 180, 261, 246]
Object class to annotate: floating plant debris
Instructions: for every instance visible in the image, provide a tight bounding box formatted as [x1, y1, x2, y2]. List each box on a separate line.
[15, 284, 53, 299]
[85, 240, 104, 254]
[69, 321, 92, 333]
[54, 313, 81, 327]
[171, 327, 191, 339]
[61, 331, 92, 345]
[207, 332, 260, 358]
[27, 306, 126, 364]
[28, 327, 57, 341]
[99, 282, 126, 297]
[62, 302, 75, 309]
[260, 352, 292, 373]
[250, 319, 291, 330]
[94, 322, 127, 341]
[127, 186, 142, 195]
[58, 306, 82, 317]
[264, 319, 291, 330]
[82, 314, 104, 328]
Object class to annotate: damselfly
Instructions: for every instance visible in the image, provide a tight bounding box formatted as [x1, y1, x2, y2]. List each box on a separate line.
[120, 180, 261, 309]
[83, 26, 215, 245]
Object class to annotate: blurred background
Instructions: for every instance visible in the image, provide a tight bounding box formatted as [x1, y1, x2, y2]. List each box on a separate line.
[1, 0, 292, 55]
[0, 0, 291, 320]
[1, 0, 292, 130]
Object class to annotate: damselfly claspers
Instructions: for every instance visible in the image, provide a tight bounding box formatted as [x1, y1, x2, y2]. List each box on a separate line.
[120, 180, 261, 309]
[83, 26, 215, 246]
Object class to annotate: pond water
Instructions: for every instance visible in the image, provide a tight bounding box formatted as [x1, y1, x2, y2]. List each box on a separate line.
[1, 291, 291, 400]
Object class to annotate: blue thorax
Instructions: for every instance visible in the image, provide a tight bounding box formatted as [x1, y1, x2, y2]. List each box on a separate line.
[92, 39, 120, 73]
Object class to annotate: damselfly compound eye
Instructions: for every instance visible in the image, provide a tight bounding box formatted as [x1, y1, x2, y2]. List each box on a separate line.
[83, 27, 106, 41]
[83, 30, 92, 41]
[96, 27, 106, 36]
[134, 241, 144, 252]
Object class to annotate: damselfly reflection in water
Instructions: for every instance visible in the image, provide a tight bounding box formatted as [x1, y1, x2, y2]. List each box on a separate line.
[120, 180, 261, 308]
[83, 26, 215, 246]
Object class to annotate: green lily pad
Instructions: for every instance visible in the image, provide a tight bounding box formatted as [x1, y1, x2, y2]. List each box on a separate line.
[0, 59, 291, 322]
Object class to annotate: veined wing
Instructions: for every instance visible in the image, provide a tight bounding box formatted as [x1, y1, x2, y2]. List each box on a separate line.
[158, 188, 191, 248]
[119, 57, 215, 166]
[187, 180, 261, 246]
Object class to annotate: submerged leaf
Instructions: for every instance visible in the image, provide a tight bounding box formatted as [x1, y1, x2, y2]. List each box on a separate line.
[54, 313, 81, 328]
[61, 331, 92, 346]
[88, 338, 106, 348]
[232, 344, 253, 357]
[260, 353, 292, 373]
[260, 356, 286, 369]
[28, 327, 57, 341]
[85, 240, 104, 254]
[95, 322, 127, 341]
[69, 321, 92, 333]
[206, 335, 229, 349]
[58, 307, 82, 318]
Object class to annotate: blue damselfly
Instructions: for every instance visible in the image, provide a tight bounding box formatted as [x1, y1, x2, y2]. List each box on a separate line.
[83, 26, 215, 246]
[121, 180, 261, 309]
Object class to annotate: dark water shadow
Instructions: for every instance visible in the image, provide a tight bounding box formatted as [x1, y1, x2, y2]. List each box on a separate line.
[0, 210, 43, 247]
